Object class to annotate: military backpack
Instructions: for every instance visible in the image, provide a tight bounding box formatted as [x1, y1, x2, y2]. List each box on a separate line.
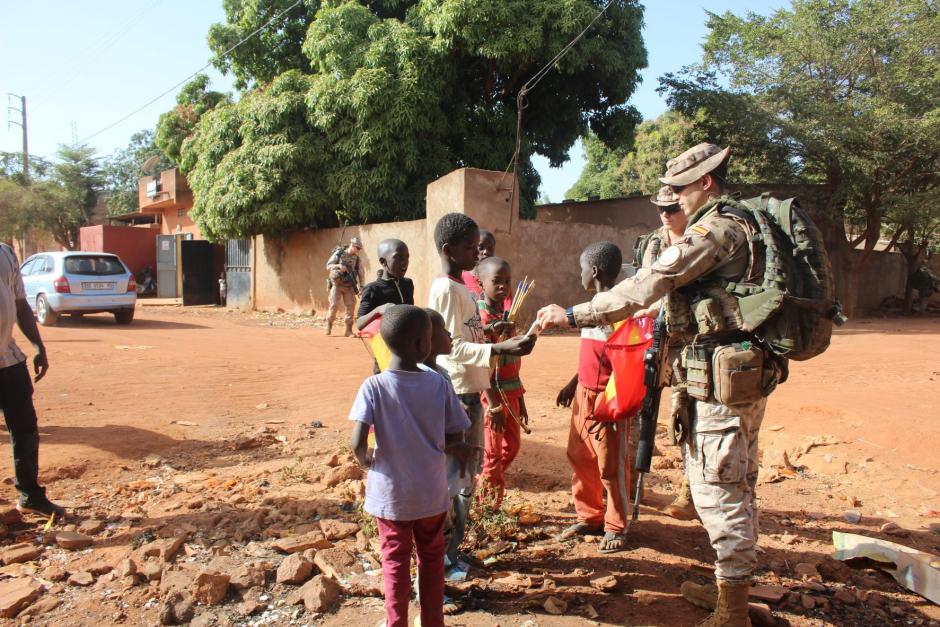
[687, 193, 844, 361]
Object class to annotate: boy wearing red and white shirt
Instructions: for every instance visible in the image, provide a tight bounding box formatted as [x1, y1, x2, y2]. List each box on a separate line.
[476, 256, 527, 507]
[556, 242, 630, 554]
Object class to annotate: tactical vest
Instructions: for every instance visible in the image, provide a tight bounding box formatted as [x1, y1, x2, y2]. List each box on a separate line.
[668, 194, 841, 362]
[632, 230, 665, 270]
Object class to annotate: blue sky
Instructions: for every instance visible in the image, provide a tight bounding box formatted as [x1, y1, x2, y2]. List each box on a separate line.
[0, 1, 779, 202]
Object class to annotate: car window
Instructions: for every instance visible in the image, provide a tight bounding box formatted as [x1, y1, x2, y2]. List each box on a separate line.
[64, 255, 126, 276]
[40, 257, 54, 273]
[20, 258, 37, 276]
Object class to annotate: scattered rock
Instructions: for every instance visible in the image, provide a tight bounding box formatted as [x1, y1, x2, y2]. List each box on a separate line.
[0, 544, 43, 565]
[749, 584, 788, 604]
[590, 575, 618, 592]
[141, 536, 187, 562]
[313, 547, 363, 580]
[67, 571, 95, 587]
[78, 519, 106, 535]
[793, 562, 821, 582]
[800, 593, 815, 609]
[747, 602, 777, 627]
[584, 602, 599, 619]
[55, 530, 94, 550]
[843, 510, 861, 524]
[544, 595, 567, 615]
[833, 588, 857, 604]
[190, 571, 230, 605]
[0, 577, 42, 618]
[880, 522, 910, 537]
[116, 558, 137, 578]
[343, 572, 383, 597]
[276, 553, 313, 585]
[238, 597, 266, 617]
[0, 506, 22, 526]
[159, 591, 195, 625]
[140, 561, 163, 581]
[143, 455, 164, 469]
[271, 532, 331, 554]
[21, 594, 60, 618]
[229, 563, 267, 590]
[39, 563, 67, 582]
[319, 519, 360, 541]
[160, 569, 193, 597]
[324, 464, 361, 487]
[294, 575, 341, 612]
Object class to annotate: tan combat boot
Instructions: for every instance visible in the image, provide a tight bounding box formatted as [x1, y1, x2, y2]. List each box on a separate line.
[344, 322, 354, 337]
[694, 580, 752, 627]
[663, 477, 698, 521]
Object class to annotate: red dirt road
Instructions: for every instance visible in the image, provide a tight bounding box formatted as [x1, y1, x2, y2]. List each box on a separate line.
[6, 306, 940, 626]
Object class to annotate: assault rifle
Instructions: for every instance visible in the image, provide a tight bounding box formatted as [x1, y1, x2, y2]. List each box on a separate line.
[632, 309, 667, 524]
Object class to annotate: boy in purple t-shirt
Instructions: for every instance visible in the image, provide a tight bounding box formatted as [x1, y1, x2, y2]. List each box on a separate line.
[349, 305, 471, 627]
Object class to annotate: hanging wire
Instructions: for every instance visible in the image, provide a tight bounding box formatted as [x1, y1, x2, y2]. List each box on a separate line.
[499, 0, 616, 232]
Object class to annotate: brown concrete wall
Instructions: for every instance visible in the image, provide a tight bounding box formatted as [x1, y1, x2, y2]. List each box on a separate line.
[253, 168, 654, 318]
[536, 196, 661, 231]
[253, 220, 428, 315]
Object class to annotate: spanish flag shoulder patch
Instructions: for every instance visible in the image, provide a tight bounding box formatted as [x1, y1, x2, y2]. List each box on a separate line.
[690, 224, 710, 237]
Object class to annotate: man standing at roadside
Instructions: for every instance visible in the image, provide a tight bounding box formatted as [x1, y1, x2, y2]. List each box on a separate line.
[325, 236, 365, 337]
[537, 143, 782, 626]
[0, 244, 65, 519]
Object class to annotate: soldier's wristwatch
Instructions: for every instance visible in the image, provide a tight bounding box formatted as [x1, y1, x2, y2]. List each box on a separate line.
[565, 306, 577, 329]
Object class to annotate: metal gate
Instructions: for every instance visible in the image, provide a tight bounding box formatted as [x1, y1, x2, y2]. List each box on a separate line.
[224, 239, 252, 309]
[180, 240, 215, 306]
[156, 235, 178, 298]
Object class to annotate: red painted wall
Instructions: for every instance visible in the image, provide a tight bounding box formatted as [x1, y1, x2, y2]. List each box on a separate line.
[79, 225, 158, 276]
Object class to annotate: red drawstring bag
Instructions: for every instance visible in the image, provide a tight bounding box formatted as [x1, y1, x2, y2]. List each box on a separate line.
[591, 316, 655, 422]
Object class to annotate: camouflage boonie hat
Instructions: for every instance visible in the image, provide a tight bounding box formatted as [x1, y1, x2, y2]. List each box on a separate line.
[660, 143, 731, 186]
[651, 186, 679, 207]
[349, 237, 363, 248]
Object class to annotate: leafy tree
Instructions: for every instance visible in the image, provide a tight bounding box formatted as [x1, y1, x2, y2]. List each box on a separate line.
[0, 178, 32, 242]
[101, 130, 173, 217]
[34, 146, 102, 250]
[155, 75, 231, 165]
[565, 132, 629, 201]
[0, 152, 53, 185]
[658, 0, 940, 314]
[178, 0, 647, 239]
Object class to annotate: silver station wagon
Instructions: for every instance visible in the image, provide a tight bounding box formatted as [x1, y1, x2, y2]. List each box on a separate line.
[20, 252, 137, 326]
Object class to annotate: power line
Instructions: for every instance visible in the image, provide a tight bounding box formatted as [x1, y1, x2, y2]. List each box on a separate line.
[75, 0, 304, 148]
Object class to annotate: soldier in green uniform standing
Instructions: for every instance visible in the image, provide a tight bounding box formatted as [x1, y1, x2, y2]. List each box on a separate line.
[538, 143, 781, 627]
[325, 237, 365, 337]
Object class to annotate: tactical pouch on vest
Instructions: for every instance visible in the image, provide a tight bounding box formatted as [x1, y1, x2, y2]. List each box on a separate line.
[712, 343, 764, 406]
[682, 344, 712, 401]
[691, 297, 727, 335]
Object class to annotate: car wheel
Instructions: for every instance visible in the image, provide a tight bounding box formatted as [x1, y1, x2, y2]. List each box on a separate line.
[114, 308, 134, 325]
[36, 295, 58, 327]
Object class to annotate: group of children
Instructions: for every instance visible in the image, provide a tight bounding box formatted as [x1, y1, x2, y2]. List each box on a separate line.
[347, 213, 630, 627]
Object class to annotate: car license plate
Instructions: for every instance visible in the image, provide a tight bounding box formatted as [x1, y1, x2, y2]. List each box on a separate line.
[83, 282, 114, 290]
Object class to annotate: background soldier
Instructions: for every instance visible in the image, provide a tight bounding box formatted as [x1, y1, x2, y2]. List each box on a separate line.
[538, 143, 781, 627]
[325, 237, 365, 336]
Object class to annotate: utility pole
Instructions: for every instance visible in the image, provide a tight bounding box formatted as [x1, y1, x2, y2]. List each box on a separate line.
[6, 94, 28, 183]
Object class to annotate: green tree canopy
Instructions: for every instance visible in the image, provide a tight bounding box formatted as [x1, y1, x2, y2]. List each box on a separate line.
[102, 130, 174, 217]
[175, 0, 647, 239]
[155, 74, 231, 166]
[658, 0, 940, 312]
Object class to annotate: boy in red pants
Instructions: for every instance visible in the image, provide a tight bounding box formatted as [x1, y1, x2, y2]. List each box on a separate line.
[555, 242, 630, 554]
[476, 256, 528, 507]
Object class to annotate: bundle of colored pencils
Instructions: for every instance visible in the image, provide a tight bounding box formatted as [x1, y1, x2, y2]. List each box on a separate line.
[506, 276, 535, 323]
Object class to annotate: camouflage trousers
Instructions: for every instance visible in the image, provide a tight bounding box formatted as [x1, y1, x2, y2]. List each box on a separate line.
[327, 285, 357, 325]
[683, 396, 767, 581]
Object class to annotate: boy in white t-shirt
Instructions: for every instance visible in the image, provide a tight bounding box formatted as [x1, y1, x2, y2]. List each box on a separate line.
[427, 213, 536, 564]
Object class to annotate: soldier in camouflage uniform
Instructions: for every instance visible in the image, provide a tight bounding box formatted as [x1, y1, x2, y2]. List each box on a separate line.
[538, 143, 780, 626]
[633, 187, 698, 522]
[325, 237, 365, 336]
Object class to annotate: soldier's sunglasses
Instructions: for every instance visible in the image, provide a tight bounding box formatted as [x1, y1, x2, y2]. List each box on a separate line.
[659, 204, 681, 215]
